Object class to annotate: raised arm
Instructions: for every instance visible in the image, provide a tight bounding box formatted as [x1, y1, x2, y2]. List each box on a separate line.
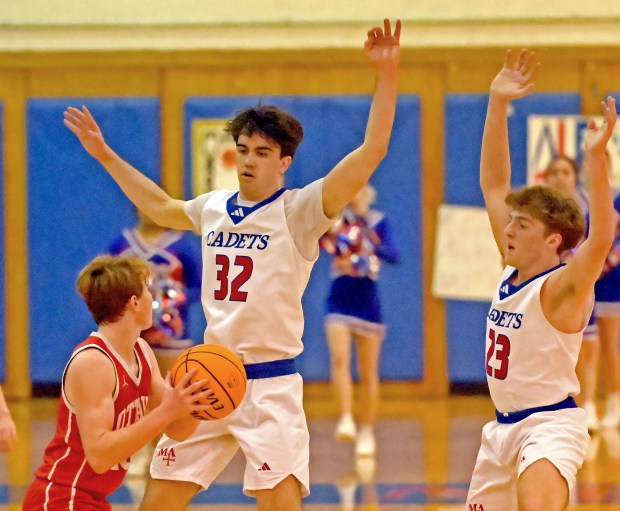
[63, 106, 193, 230]
[481, 50, 539, 255]
[321, 19, 401, 219]
[553, 97, 617, 297]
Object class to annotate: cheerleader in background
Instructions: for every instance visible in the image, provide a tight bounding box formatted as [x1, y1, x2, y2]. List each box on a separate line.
[320, 184, 400, 457]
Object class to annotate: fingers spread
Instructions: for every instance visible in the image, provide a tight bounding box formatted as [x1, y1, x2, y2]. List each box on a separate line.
[176, 368, 197, 388]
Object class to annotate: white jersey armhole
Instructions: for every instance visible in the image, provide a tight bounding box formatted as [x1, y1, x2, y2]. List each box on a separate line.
[61, 345, 118, 414]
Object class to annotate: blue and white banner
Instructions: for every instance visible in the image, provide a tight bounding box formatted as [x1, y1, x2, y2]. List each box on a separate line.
[527, 114, 620, 187]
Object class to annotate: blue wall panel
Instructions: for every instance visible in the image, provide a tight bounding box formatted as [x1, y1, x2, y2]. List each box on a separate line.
[27, 98, 161, 384]
[444, 93, 581, 383]
[185, 96, 423, 380]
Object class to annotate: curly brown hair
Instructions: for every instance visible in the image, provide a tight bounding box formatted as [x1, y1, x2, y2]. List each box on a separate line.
[76, 255, 150, 325]
[225, 105, 304, 158]
[505, 185, 586, 254]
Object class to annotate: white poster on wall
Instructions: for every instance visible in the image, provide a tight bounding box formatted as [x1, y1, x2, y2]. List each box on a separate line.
[432, 204, 503, 302]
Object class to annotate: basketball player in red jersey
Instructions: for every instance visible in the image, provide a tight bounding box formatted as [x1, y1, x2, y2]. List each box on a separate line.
[23, 255, 212, 511]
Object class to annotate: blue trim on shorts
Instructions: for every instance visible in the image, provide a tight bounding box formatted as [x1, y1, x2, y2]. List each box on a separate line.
[495, 396, 577, 424]
[244, 359, 297, 379]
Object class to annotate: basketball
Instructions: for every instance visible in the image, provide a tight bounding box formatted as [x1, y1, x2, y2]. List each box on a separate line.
[170, 344, 247, 420]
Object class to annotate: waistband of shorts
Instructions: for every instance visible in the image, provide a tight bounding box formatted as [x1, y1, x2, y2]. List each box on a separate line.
[495, 396, 577, 424]
[244, 358, 298, 379]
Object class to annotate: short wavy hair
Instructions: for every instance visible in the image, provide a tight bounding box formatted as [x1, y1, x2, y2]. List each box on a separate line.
[505, 185, 586, 254]
[225, 105, 304, 158]
[77, 255, 150, 325]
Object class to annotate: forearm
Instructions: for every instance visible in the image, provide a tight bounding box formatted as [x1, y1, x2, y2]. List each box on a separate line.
[362, 66, 399, 163]
[374, 220, 400, 263]
[86, 407, 173, 473]
[321, 68, 398, 217]
[96, 146, 189, 229]
[586, 153, 615, 252]
[480, 96, 512, 195]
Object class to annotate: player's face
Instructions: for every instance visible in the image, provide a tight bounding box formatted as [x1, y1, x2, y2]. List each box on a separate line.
[544, 160, 577, 197]
[235, 133, 292, 201]
[503, 210, 551, 268]
[136, 283, 154, 330]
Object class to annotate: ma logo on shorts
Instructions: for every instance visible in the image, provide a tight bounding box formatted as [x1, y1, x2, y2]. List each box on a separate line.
[157, 447, 177, 466]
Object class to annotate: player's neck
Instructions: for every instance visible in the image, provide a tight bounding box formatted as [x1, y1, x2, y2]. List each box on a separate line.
[238, 182, 282, 203]
[512, 257, 560, 285]
[98, 322, 141, 365]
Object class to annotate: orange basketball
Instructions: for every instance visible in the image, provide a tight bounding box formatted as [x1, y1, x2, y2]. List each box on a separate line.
[170, 344, 247, 420]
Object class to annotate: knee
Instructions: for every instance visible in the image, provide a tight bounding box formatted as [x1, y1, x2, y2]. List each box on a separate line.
[357, 368, 379, 385]
[518, 494, 563, 511]
[518, 496, 546, 511]
[330, 355, 349, 372]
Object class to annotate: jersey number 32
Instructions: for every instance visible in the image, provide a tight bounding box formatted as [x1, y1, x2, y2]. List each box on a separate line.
[214, 254, 253, 302]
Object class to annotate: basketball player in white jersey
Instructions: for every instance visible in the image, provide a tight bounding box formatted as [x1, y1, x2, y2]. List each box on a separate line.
[63, 19, 401, 511]
[466, 49, 617, 511]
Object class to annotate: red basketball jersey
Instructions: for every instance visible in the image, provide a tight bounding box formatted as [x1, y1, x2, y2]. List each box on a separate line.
[23, 333, 153, 510]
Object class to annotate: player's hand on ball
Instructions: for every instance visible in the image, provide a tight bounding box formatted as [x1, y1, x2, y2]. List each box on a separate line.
[163, 369, 214, 420]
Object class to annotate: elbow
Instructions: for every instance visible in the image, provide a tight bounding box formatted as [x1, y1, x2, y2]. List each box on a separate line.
[87, 456, 111, 474]
[85, 448, 121, 474]
[362, 144, 389, 167]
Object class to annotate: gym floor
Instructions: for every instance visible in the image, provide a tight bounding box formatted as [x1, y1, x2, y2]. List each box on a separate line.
[2, 386, 619, 510]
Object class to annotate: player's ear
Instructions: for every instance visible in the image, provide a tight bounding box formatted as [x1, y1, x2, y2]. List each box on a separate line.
[546, 232, 562, 250]
[129, 294, 140, 309]
[280, 155, 292, 175]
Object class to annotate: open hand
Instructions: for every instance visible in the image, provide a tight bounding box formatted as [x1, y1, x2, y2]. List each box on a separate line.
[490, 49, 540, 101]
[63, 106, 109, 161]
[584, 96, 618, 155]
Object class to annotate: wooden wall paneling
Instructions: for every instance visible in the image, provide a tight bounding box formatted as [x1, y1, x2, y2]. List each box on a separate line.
[582, 61, 620, 115]
[28, 66, 160, 97]
[161, 68, 193, 199]
[529, 60, 581, 93]
[400, 63, 448, 396]
[0, 70, 30, 399]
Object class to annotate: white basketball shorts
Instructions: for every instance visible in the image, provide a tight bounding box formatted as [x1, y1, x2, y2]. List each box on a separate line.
[466, 407, 589, 510]
[150, 372, 310, 497]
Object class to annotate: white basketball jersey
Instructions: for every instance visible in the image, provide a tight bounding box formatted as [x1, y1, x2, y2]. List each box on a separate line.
[184, 180, 330, 363]
[486, 265, 586, 412]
